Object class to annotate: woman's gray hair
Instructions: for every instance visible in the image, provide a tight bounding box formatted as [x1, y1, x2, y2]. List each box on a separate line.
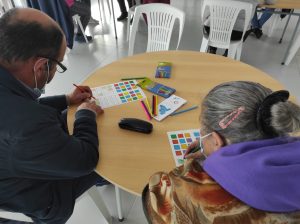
[201, 81, 300, 144]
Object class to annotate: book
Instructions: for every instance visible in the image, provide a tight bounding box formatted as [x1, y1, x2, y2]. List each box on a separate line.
[154, 95, 187, 121]
[155, 62, 172, 78]
[137, 78, 175, 98]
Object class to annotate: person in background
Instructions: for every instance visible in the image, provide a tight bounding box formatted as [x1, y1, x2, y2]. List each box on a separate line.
[116, 0, 135, 21]
[250, 8, 275, 38]
[66, 0, 93, 42]
[143, 81, 300, 223]
[0, 8, 108, 223]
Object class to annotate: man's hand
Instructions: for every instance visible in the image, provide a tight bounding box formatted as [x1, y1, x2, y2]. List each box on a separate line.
[77, 100, 104, 116]
[67, 85, 94, 105]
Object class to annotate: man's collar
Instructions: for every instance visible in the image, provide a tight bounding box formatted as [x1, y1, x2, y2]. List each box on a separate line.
[0, 65, 39, 100]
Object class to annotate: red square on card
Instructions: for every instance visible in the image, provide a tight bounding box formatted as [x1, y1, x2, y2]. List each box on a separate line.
[175, 151, 182, 156]
[178, 134, 184, 138]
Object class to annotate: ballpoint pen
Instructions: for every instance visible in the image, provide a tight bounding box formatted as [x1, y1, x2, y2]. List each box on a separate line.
[73, 84, 96, 100]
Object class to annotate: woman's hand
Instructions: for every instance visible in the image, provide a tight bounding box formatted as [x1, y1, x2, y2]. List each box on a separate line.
[184, 140, 202, 159]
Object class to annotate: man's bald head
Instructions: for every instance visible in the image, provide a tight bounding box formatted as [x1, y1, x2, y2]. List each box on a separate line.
[0, 8, 65, 64]
[12, 8, 61, 31]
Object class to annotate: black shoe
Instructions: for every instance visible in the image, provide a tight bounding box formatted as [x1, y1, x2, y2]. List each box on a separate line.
[75, 34, 92, 43]
[117, 12, 128, 21]
[243, 28, 253, 42]
[253, 28, 263, 39]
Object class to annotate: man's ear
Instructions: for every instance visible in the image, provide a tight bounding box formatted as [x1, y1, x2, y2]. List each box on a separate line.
[211, 131, 225, 149]
[33, 58, 48, 74]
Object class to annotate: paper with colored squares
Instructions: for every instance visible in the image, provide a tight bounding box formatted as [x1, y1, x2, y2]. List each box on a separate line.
[91, 80, 146, 108]
[167, 129, 201, 166]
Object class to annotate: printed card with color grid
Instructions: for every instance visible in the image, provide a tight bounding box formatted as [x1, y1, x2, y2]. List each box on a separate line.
[154, 95, 187, 121]
[91, 80, 146, 108]
[167, 129, 201, 166]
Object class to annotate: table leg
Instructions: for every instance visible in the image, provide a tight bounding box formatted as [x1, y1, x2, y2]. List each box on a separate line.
[279, 9, 293, 44]
[282, 16, 300, 65]
[115, 186, 124, 222]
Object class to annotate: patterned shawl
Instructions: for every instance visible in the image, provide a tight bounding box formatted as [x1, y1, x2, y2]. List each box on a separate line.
[142, 159, 300, 224]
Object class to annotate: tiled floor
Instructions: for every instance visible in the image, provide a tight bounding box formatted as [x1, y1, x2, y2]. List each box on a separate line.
[3, 0, 300, 223]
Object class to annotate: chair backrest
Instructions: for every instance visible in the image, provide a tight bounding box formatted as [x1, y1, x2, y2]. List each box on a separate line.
[201, 0, 252, 49]
[0, 0, 14, 16]
[128, 3, 185, 56]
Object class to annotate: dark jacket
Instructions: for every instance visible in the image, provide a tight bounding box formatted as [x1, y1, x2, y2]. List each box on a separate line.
[0, 66, 99, 222]
[27, 0, 74, 49]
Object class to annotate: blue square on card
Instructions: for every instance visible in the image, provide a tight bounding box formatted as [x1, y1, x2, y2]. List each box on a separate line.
[194, 132, 200, 137]
[174, 145, 180, 150]
[179, 139, 186, 144]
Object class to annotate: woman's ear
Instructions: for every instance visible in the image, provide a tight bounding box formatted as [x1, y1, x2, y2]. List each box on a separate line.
[211, 131, 225, 150]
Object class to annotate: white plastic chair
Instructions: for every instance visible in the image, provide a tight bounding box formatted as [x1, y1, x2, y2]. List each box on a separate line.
[72, 14, 89, 43]
[128, 3, 185, 56]
[0, 0, 14, 16]
[126, 0, 142, 41]
[200, 0, 252, 60]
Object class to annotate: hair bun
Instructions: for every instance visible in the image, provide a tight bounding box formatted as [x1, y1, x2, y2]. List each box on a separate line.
[256, 90, 289, 137]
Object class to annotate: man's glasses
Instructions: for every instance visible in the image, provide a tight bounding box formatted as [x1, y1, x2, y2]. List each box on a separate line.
[38, 56, 67, 73]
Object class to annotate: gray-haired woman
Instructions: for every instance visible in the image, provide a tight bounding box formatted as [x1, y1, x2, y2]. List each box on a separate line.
[185, 81, 300, 211]
[143, 81, 300, 223]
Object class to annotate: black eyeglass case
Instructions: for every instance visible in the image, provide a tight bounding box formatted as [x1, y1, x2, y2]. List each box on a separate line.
[118, 118, 153, 134]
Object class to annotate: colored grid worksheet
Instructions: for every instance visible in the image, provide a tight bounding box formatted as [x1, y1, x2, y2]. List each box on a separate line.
[167, 129, 201, 166]
[91, 80, 146, 108]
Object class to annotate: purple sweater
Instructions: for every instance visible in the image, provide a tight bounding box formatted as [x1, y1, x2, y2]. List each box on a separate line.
[203, 137, 300, 212]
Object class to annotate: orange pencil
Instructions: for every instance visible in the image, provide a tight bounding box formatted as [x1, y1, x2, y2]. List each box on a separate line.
[73, 83, 96, 100]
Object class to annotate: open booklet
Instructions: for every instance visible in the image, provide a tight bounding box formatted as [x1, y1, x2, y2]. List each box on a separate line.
[91, 80, 146, 108]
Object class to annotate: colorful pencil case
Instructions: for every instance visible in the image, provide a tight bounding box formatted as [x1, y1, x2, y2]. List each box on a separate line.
[137, 78, 176, 98]
[155, 62, 172, 78]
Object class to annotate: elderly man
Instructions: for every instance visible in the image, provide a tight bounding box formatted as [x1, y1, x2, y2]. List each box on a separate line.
[0, 8, 107, 223]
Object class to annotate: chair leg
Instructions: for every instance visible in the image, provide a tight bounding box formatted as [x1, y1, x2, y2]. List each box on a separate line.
[284, 33, 300, 65]
[235, 43, 242, 61]
[87, 186, 112, 224]
[115, 186, 124, 222]
[228, 44, 238, 60]
[127, 9, 134, 41]
[200, 37, 209, 53]
[75, 16, 89, 43]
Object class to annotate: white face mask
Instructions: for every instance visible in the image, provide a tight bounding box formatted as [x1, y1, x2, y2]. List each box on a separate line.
[33, 60, 50, 97]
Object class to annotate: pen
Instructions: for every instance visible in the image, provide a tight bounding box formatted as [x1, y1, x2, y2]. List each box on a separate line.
[184, 144, 201, 158]
[121, 77, 147, 81]
[170, 105, 198, 116]
[73, 84, 96, 100]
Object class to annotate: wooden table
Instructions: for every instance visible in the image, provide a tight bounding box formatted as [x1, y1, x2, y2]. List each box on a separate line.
[259, 0, 300, 65]
[259, 0, 300, 9]
[68, 51, 284, 196]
